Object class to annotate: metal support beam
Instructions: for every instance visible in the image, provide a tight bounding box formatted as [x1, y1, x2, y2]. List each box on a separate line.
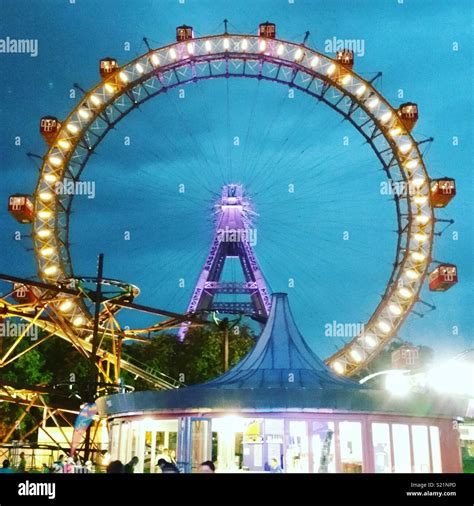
[84, 253, 104, 461]
[0, 273, 203, 323]
[1, 395, 37, 443]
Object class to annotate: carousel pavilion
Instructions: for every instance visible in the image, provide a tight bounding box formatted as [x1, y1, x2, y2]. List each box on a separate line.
[96, 293, 467, 473]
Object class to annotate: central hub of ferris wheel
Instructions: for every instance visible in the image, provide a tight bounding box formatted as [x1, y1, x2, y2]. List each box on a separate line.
[178, 184, 271, 338]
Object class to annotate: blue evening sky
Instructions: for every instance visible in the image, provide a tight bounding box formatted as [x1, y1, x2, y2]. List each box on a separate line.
[0, 0, 472, 361]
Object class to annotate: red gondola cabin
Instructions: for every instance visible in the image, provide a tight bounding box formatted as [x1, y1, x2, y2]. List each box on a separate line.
[40, 116, 61, 144]
[336, 50, 354, 69]
[429, 264, 458, 292]
[259, 22, 276, 39]
[176, 25, 193, 42]
[430, 178, 456, 208]
[8, 195, 34, 224]
[99, 58, 119, 79]
[12, 283, 38, 303]
[397, 103, 418, 132]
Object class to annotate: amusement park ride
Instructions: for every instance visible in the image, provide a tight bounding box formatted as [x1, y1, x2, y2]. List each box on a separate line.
[1, 21, 458, 455]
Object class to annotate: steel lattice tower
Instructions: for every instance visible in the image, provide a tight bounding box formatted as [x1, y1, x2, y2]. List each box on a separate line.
[179, 184, 271, 338]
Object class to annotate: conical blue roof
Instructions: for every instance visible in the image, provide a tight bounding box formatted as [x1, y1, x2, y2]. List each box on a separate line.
[205, 293, 358, 390]
[97, 293, 472, 418]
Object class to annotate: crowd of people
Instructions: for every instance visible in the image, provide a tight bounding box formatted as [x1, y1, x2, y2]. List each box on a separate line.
[1, 447, 218, 474]
[0, 451, 27, 473]
[0, 451, 94, 474]
[106, 445, 216, 474]
[48, 453, 94, 473]
[106, 457, 215, 474]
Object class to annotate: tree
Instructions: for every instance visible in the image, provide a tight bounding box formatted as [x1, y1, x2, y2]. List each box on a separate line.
[0, 341, 53, 441]
[0, 320, 257, 441]
[123, 323, 255, 388]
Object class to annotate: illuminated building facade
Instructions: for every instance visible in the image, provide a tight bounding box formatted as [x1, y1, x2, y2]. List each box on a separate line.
[97, 294, 467, 473]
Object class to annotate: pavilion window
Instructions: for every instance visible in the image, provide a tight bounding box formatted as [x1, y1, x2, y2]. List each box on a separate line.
[312, 421, 336, 473]
[287, 421, 309, 472]
[264, 418, 284, 470]
[339, 421, 363, 473]
[412, 425, 431, 472]
[131, 426, 138, 462]
[119, 422, 131, 464]
[190, 419, 212, 472]
[155, 431, 165, 449]
[169, 432, 178, 451]
[143, 431, 154, 473]
[372, 423, 392, 473]
[392, 424, 411, 472]
[109, 422, 120, 461]
[429, 426, 442, 472]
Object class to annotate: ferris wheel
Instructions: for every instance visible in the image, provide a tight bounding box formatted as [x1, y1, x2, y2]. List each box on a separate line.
[6, 21, 458, 378]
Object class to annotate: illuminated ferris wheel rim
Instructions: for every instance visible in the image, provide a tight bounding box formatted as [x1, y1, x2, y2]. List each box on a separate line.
[32, 29, 435, 376]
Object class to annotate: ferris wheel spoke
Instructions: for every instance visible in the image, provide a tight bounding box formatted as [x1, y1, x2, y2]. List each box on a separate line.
[260, 255, 349, 319]
[263, 231, 392, 264]
[225, 78, 233, 180]
[256, 119, 346, 182]
[260, 244, 391, 323]
[251, 139, 365, 196]
[195, 81, 227, 183]
[161, 92, 221, 186]
[90, 116, 215, 196]
[238, 80, 262, 179]
[126, 99, 217, 192]
[248, 95, 326, 184]
[245, 92, 290, 184]
[259, 224, 394, 274]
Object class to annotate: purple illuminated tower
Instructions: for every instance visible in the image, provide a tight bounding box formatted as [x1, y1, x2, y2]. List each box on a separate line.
[179, 184, 271, 339]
